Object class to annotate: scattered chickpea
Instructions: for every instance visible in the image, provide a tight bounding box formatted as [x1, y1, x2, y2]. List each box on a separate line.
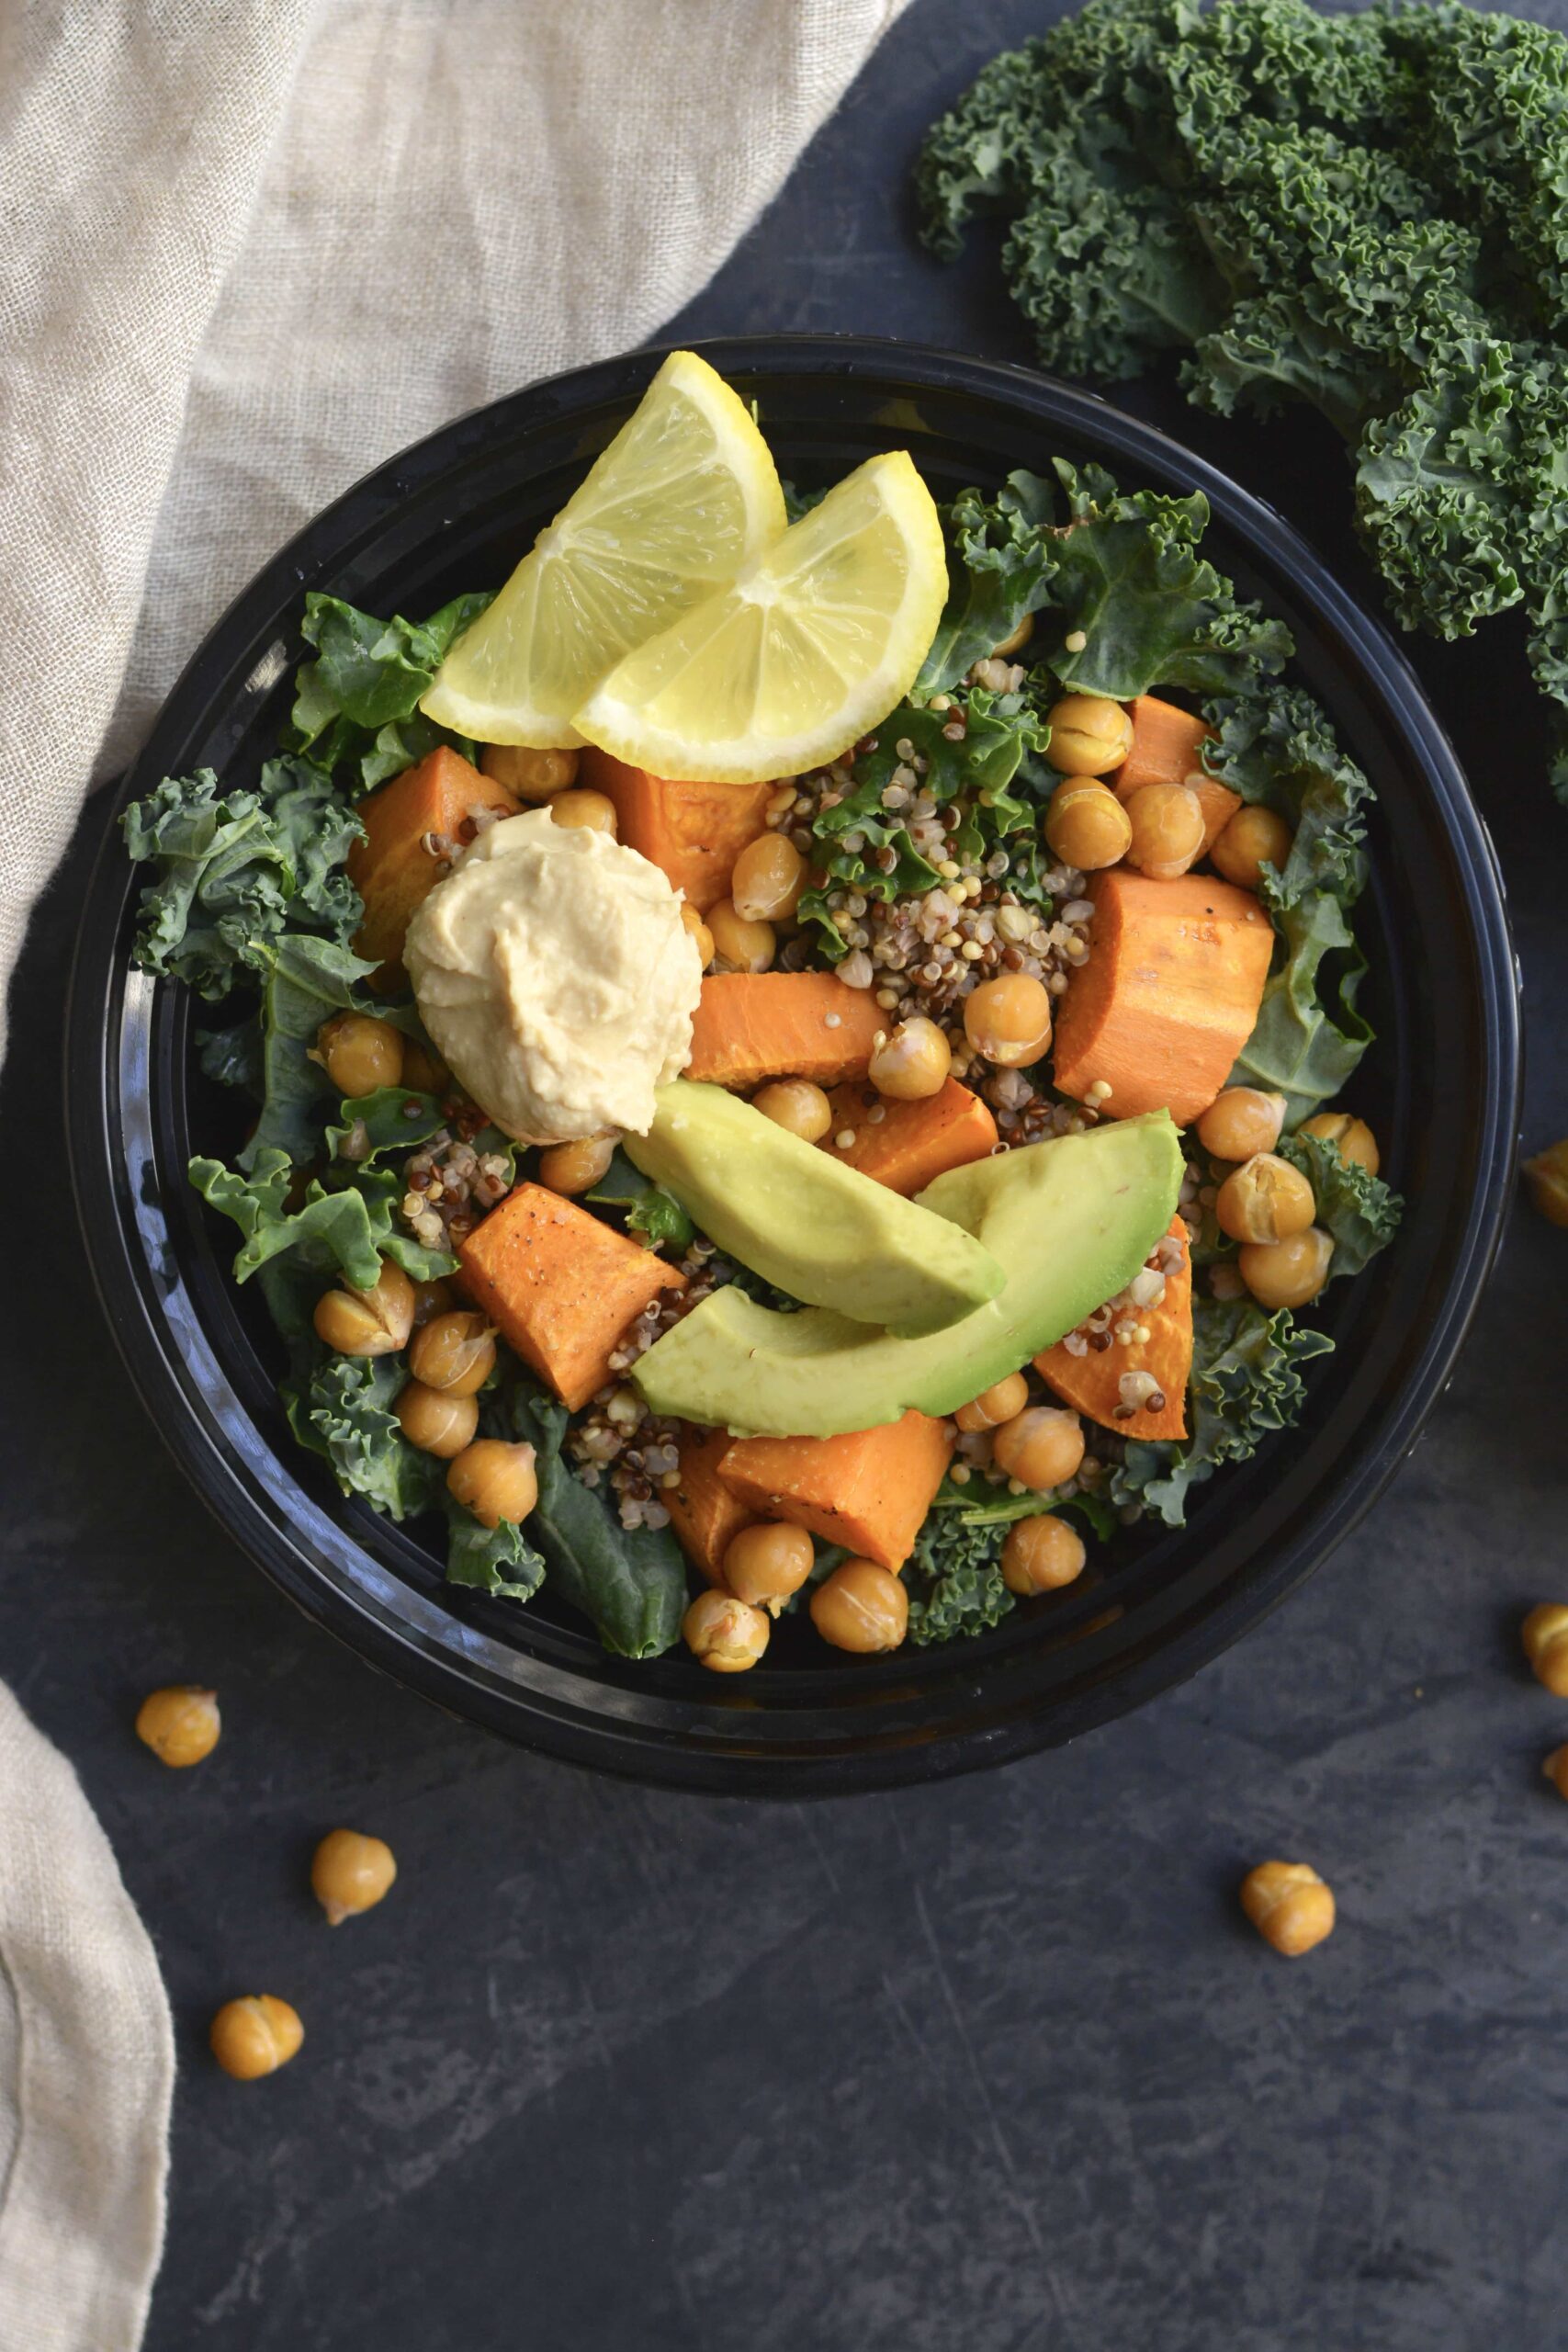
[400, 1038, 449, 1096]
[681, 901, 716, 969]
[312, 1258, 416, 1356]
[538, 1134, 618, 1195]
[810, 1559, 908, 1653]
[964, 973, 1052, 1069]
[730, 832, 806, 923]
[870, 1016, 952, 1101]
[447, 1438, 538, 1530]
[1124, 783, 1205, 881]
[1043, 778, 1132, 871]
[548, 787, 618, 835]
[1238, 1227, 1334, 1309]
[1239, 1860, 1336, 1957]
[707, 898, 775, 973]
[1212, 803, 1293, 893]
[683, 1588, 771, 1672]
[1521, 1604, 1568, 1695]
[1543, 1745, 1568, 1801]
[135, 1685, 220, 1768]
[753, 1080, 833, 1143]
[209, 1995, 304, 2081]
[991, 611, 1035, 659]
[1215, 1153, 1316, 1246]
[395, 1380, 479, 1458]
[409, 1309, 496, 1396]
[1044, 694, 1134, 775]
[723, 1521, 815, 1615]
[315, 1011, 404, 1099]
[479, 743, 579, 800]
[1524, 1138, 1568, 1228]
[1293, 1109, 1380, 1178]
[1197, 1087, 1287, 1163]
[310, 1828, 398, 1926]
[954, 1371, 1029, 1434]
[991, 1406, 1085, 1492]
[1001, 1513, 1086, 1595]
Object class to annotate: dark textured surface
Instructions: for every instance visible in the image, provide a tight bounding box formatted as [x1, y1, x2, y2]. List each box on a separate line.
[6, 3, 1568, 2346]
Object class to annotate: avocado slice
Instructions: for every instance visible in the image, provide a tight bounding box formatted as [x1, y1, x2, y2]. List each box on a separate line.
[625, 1080, 1004, 1338]
[632, 1112, 1183, 1437]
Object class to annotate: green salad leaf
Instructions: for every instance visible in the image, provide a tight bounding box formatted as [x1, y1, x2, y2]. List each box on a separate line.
[193, 1148, 456, 1291]
[285, 1355, 444, 1523]
[1201, 681, 1372, 911]
[929, 1476, 1118, 1544]
[904, 1511, 1015, 1646]
[1231, 889, 1371, 1125]
[242, 933, 380, 1170]
[916, 470, 1057, 694]
[197, 1016, 263, 1095]
[289, 591, 493, 793]
[587, 1148, 695, 1254]
[1280, 1130, 1403, 1279]
[444, 1502, 547, 1603]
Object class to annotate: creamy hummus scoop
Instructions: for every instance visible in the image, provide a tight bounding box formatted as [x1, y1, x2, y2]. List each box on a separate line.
[403, 809, 704, 1144]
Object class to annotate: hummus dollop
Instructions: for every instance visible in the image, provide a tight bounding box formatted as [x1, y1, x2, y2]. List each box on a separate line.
[404, 809, 703, 1144]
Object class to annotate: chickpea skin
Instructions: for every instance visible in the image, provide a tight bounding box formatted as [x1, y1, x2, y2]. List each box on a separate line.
[1045, 694, 1134, 775]
[210, 1995, 304, 2081]
[537, 1134, 618, 1195]
[683, 1588, 770, 1672]
[964, 974, 1052, 1069]
[722, 1521, 815, 1615]
[1213, 803, 1294, 893]
[752, 1080, 833, 1143]
[1001, 1513, 1086, 1595]
[548, 787, 618, 835]
[1299, 1109, 1381, 1178]
[1197, 1087, 1288, 1163]
[409, 1309, 496, 1396]
[1043, 779, 1132, 871]
[810, 1559, 909, 1654]
[447, 1439, 538, 1530]
[706, 898, 775, 973]
[681, 901, 716, 969]
[730, 833, 806, 923]
[1238, 1227, 1334, 1309]
[954, 1371, 1030, 1434]
[135, 1685, 220, 1768]
[1215, 1153, 1316, 1246]
[1522, 1604, 1568, 1696]
[1240, 1860, 1337, 1957]
[395, 1380, 479, 1459]
[991, 1406, 1085, 1492]
[313, 1258, 416, 1356]
[991, 611, 1034, 659]
[311, 1828, 398, 1926]
[1124, 783, 1205, 882]
[869, 1016, 952, 1101]
[479, 743, 579, 801]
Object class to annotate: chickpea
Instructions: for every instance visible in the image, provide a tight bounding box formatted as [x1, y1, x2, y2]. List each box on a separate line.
[1239, 1860, 1336, 1957]
[135, 1685, 220, 1768]
[395, 1380, 479, 1458]
[991, 610, 1035, 660]
[752, 1080, 832, 1143]
[1522, 1604, 1568, 1696]
[1043, 778, 1132, 871]
[869, 1015, 952, 1101]
[310, 1828, 398, 1926]
[730, 833, 805, 923]
[963, 974, 1052, 1069]
[1238, 1227, 1334, 1309]
[1197, 1086, 1287, 1163]
[447, 1438, 538, 1530]
[537, 1134, 617, 1195]
[681, 901, 716, 969]
[1524, 1138, 1568, 1229]
[1001, 1513, 1086, 1595]
[954, 1371, 1029, 1434]
[991, 1406, 1085, 1492]
[1542, 1746, 1568, 1802]
[1299, 1109, 1381, 1178]
[312, 1258, 416, 1356]
[1124, 783, 1205, 881]
[1045, 694, 1134, 775]
[315, 1011, 404, 1099]
[1215, 1152, 1316, 1246]
[400, 1038, 450, 1095]
[810, 1559, 908, 1653]
[548, 787, 617, 835]
[1212, 802, 1293, 892]
[722, 1521, 815, 1615]
[409, 1309, 496, 1396]
[411, 1276, 457, 1327]
[707, 898, 775, 973]
[209, 1995, 304, 2081]
[479, 742, 579, 800]
[683, 1588, 770, 1672]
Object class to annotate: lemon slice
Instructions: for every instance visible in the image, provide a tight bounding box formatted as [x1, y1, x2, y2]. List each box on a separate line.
[420, 351, 787, 748]
[573, 451, 948, 783]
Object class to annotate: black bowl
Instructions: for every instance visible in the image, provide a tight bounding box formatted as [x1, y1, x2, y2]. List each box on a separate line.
[66, 337, 1520, 1793]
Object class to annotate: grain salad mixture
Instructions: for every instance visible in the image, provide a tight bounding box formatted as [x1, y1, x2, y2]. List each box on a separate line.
[120, 350, 1403, 1670]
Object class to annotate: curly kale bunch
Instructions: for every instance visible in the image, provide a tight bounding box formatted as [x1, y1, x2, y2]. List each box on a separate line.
[919, 0, 1568, 796]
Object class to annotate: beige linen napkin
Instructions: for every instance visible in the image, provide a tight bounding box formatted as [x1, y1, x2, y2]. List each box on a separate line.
[0, 2, 907, 2342]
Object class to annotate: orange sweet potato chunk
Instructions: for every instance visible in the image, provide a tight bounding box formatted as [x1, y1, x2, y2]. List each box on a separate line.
[457, 1184, 684, 1412]
[664, 1426, 757, 1587]
[684, 973, 885, 1088]
[818, 1077, 998, 1196]
[717, 1411, 954, 1573]
[347, 746, 517, 977]
[1035, 1213, 1191, 1442]
[1052, 867, 1275, 1126]
[578, 749, 773, 911]
[1112, 694, 1237, 852]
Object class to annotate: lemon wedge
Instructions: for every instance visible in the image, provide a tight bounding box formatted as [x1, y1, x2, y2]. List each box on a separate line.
[572, 451, 948, 784]
[420, 351, 787, 748]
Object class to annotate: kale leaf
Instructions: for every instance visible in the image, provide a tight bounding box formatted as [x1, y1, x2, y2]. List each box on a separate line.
[192, 1148, 456, 1292]
[1280, 1130, 1404, 1279]
[285, 1355, 445, 1523]
[904, 1511, 1015, 1647]
[444, 1502, 547, 1603]
[917, 470, 1057, 694]
[1230, 889, 1372, 1124]
[587, 1148, 695, 1254]
[1201, 681, 1371, 911]
[288, 591, 492, 794]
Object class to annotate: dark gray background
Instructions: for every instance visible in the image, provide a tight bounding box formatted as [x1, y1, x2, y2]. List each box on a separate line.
[6, 3, 1568, 2346]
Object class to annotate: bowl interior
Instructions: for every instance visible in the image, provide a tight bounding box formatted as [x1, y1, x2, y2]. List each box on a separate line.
[68, 340, 1518, 1792]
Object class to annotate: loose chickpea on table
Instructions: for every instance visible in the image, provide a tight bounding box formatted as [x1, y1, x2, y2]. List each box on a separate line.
[209, 1995, 305, 2082]
[1240, 1860, 1337, 1957]
[135, 1685, 220, 1768]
